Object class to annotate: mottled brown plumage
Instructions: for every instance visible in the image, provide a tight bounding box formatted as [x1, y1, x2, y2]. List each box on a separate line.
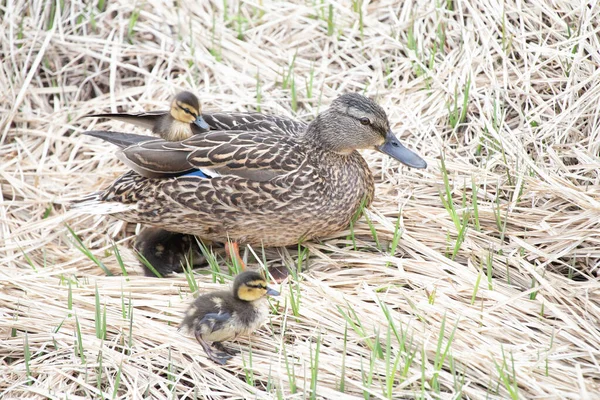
[78, 93, 427, 249]
[179, 271, 279, 364]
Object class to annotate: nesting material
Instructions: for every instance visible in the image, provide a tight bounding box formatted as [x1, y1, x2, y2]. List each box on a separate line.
[1, 0, 599, 398]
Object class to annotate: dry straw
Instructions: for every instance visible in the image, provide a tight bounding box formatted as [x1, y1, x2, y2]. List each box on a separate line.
[1, 0, 599, 399]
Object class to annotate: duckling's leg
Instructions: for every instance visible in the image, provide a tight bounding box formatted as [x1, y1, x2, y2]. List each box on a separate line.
[213, 342, 240, 356]
[225, 241, 246, 271]
[194, 332, 233, 365]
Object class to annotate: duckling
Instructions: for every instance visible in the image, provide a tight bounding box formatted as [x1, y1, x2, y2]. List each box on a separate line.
[135, 228, 217, 277]
[91, 91, 210, 141]
[180, 271, 279, 364]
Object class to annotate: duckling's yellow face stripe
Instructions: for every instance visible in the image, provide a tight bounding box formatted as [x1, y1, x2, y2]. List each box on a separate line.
[170, 100, 200, 124]
[237, 279, 268, 301]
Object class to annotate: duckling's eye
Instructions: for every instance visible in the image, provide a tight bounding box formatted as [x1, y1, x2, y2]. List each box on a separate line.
[180, 106, 197, 118]
[359, 117, 371, 125]
[247, 284, 266, 289]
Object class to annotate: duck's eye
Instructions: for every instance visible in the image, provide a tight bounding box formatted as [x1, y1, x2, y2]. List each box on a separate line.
[359, 117, 371, 125]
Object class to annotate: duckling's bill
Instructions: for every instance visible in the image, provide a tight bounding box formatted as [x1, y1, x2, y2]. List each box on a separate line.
[266, 286, 280, 296]
[194, 115, 209, 130]
[378, 131, 427, 169]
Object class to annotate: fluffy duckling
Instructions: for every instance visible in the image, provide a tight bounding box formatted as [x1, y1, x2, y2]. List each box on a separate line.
[180, 271, 279, 364]
[135, 228, 213, 277]
[91, 91, 210, 141]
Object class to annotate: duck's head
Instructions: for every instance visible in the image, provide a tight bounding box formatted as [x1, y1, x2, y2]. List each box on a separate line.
[169, 91, 209, 130]
[306, 93, 427, 169]
[233, 271, 280, 302]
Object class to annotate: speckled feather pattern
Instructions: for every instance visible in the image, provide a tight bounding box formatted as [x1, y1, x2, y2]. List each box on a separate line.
[80, 94, 401, 248]
[99, 133, 374, 247]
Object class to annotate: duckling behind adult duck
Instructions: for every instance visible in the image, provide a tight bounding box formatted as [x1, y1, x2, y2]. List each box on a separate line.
[180, 271, 279, 364]
[91, 91, 210, 141]
[77, 93, 426, 251]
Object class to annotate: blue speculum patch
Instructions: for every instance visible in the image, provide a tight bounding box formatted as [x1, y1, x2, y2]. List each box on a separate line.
[182, 169, 209, 178]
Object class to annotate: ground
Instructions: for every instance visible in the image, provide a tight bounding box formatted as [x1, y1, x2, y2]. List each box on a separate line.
[1, 0, 599, 399]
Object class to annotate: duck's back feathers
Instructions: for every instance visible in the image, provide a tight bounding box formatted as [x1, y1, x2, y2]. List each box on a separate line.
[90, 110, 306, 138]
[85, 124, 307, 181]
[203, 112, 307, 136]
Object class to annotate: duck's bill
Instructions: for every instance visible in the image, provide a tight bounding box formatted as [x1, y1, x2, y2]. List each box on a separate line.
[194, 115, 210, 130]
[378, 131, 427, 169]
[266, 287, 280, 296]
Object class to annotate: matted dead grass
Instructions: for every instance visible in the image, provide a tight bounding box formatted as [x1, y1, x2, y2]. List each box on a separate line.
[1, 0, 600, 398]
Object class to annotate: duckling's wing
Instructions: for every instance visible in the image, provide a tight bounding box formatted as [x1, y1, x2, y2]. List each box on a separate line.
[198, 312, 231, 332]
[203, 112, 307, 136]
[87, 126, 306, 180]
[88, 110, 167, 131]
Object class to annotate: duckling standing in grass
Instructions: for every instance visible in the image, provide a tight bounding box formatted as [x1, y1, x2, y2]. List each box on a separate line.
[91, 91, 210, 141]
[180, 271, 280, 364]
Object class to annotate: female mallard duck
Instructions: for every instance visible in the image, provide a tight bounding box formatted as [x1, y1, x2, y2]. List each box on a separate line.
[77, 93, 427, 264]
[180, 271, 279, 364]
[91, 91, 210, 141]
[91, 92, 306, 276]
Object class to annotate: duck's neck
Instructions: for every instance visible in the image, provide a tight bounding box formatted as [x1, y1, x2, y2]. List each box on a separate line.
[304, 113, 353, 155]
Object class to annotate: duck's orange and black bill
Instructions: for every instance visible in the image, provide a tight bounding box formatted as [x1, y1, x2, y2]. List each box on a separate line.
[378, 131, 427, 169]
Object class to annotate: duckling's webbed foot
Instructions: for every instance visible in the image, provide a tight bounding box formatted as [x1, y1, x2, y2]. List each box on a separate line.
[214, 342, 240, 356]
[194, 333, 233, 365]
[210, 350, 233, 365]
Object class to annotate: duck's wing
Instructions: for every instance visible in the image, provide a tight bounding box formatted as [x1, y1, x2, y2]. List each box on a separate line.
[203, 112, 307, 136]
[84, 123, 306, 181]
[90, 110, 307, 136]
[88, 110, 167, 131]
[85, 131, 161, 148]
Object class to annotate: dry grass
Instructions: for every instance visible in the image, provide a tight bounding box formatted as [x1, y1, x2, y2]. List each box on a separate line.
[1, 0, 600, 398]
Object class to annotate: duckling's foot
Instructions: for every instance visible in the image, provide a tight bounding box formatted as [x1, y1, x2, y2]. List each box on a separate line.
[214, 342, 240, 356]
[269, 265, 289, 283]
[209, 351, 233, 365]
[196, 335, 233, 365]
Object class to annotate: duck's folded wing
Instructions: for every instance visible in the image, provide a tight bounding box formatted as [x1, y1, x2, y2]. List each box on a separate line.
[84, 128, 305, 181]
[86, 131, 160, 148]
[203, 112, 307, 136]
[88, 110, 167, 131]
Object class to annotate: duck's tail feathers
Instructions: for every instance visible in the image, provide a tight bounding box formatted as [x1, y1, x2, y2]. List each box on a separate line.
[70, 192, 135, 215]
[85, 130, 160, 149]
